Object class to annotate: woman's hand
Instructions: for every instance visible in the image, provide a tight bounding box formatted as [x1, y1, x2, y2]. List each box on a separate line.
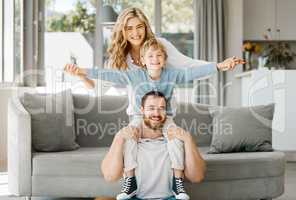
[217, 57, 246, 71]
[64, 64, 86, 77]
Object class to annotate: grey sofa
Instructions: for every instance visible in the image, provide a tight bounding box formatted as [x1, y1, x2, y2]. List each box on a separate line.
[8, 93, 286, 200]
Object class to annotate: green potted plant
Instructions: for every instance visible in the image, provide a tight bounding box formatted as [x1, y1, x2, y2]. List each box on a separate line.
[263, 42, 296, 70]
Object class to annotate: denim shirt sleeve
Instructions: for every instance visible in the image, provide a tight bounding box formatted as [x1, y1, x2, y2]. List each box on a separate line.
[85, 67, 131, 86]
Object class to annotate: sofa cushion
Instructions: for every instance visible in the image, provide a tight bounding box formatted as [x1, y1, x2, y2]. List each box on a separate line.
[208, 104, 274, 153]
[23, 89, 79, 152]
[32, 147, 108, 177]
[202, 147, 285, 181]
[32, 147, 285, 181]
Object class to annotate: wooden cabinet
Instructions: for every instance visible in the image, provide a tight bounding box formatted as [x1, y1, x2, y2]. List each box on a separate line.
[244, 0, 296, 40]
[244, 0, 276, 40]
[276, 0, 296, 40]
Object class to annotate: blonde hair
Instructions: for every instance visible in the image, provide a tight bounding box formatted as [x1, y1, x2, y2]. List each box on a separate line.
[107, 7, 155, 70]
[140, 38, 168, 61]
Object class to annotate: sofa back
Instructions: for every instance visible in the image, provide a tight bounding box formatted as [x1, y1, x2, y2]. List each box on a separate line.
[73, 94, 129, 147]
[73, 94, 215, 147]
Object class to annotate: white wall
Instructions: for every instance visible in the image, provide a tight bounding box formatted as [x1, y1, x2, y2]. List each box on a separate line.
[224, 0, 244, 106]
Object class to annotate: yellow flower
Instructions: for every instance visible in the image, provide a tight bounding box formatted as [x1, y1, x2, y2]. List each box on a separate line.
[254, 44, 263, 54]
[243, 42, 253, 52]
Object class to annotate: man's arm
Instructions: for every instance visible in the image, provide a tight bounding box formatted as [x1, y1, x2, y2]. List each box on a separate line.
[183, 134, 207, 183]
[101, 126, 140, 182]
[101, 132, 125, 182]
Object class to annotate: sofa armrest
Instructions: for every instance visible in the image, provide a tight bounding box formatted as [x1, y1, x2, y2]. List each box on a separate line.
[7, 97, 32, 196]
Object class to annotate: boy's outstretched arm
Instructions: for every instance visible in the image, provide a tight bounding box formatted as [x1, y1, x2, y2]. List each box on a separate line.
[64, 63, 130, 86]
[175, 57, 245, 84]
[78, 74, 95, 89]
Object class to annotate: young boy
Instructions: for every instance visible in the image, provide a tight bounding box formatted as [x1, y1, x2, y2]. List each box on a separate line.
[65, 38, 219, 200]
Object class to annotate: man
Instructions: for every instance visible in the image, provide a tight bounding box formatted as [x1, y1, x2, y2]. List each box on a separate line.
[101, 91, 206, 200]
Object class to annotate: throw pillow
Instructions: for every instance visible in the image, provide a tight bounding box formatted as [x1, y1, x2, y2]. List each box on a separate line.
[208, 104, 274, 153]
[23, 89, 79, 152]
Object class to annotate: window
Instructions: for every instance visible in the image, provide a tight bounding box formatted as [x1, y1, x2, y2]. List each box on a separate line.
[161, 0, 194, 57]
[44, 0, 96, 90]
[14, 0, 23, 82]
[0, 0, 23, 84]
[3, 1, 14, 82]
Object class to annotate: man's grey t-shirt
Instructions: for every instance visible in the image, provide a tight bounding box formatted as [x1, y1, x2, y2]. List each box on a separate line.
[135, 137, 173, 199]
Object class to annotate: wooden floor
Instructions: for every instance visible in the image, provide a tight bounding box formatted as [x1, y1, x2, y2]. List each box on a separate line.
[0, 163, 296, 200]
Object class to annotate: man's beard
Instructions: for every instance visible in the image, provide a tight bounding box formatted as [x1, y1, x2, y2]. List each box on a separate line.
[143, 114, 166, 130]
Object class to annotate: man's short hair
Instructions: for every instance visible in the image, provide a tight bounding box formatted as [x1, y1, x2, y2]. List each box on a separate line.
[141, 91, 167, 107]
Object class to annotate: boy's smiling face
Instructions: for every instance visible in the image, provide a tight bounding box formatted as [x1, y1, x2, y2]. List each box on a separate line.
[142, 46, 166, 70]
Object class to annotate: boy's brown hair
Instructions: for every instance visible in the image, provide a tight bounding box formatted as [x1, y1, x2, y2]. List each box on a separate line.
[140, 38, 168, 61]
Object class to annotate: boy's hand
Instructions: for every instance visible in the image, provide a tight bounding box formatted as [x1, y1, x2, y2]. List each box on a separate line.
[117, 126, 141, 142]
[217, 57, 246, 71]
[64, 63, 95, 89]
[64, 64, 86, 77]
[167, 126, 192, 143]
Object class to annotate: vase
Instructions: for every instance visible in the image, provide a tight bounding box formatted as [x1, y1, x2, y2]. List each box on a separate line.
[258, 56, 268, 69]
[244, 51, 252, 71]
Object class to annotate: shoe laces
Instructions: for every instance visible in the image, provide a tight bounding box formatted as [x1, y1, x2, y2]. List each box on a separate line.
[175, 178, 186, 193]
[121, 177, 133, 193]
